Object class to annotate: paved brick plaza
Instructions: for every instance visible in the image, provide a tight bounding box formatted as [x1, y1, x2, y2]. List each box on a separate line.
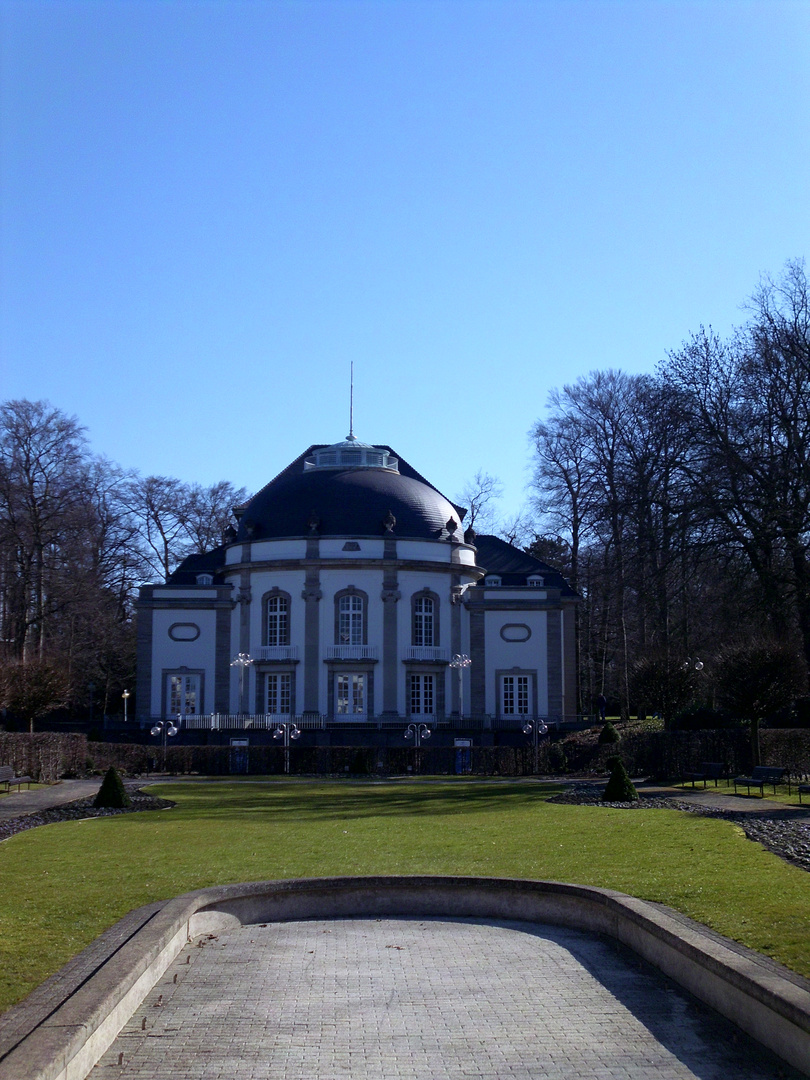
[96, 917, 798, 1079]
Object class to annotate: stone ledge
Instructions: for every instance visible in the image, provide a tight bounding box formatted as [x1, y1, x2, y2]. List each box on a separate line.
[1, 876, 809, 1080]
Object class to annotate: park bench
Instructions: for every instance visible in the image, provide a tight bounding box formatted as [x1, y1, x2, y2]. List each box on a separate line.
[0, 764, 33, 792]
[683, 762, 727, 788]
[733, 765, 790, 797]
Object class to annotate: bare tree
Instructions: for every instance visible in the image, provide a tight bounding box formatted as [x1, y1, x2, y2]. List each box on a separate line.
[0, 401, 89, 659]
[455, 470, 504, 533]
[182, 480, 249, 554]
[664, 260, 810, 674]
[0, 657, 69, 733]
[496, 508, 536, 549]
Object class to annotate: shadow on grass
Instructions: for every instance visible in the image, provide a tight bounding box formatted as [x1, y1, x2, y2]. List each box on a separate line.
[142, 781, 565, 824]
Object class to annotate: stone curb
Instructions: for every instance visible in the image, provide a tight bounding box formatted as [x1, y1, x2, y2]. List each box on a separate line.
[1, 876, 809, 1080]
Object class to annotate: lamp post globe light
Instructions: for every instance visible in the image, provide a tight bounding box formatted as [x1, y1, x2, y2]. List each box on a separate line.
[230, 653, 253, 714]
[522, 719, 549, 775]
[404, 722, 431, 774]
[122, 689, 130, 723]
[150, 719, 178, 772]
[273, 722, 301, 774]
[449, 653, 471, 719]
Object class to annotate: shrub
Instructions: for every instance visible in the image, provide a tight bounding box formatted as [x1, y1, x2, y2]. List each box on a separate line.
[603, 756, 638, 802]
[672, 706, 733, 731]
[93, 766, 131, 809]
[598, 722, 620, 745]
[547, 742, 568, 774]
[715, 639, 805, 765]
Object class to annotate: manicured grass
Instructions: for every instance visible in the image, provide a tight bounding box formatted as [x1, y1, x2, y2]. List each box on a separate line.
[1, 779, 809, 1013]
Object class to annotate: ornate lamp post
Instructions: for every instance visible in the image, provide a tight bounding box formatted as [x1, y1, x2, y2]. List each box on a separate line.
[122, 689, 130, 724]
[522, 719, 549, 775]
[150, 719, 178, 772]
[273, 722, 301, 774]
[230, 653, 253, 714]
[682, 657, 704, 672]
[404, 722, 431, 774]
[449, 653, 471, 720]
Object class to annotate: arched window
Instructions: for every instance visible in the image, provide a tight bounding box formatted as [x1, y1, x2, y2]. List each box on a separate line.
[264, 592, 290, 646]
[338, 593, 364, 645]
[413, 596, 434, 647]
[411, 590, 440, 649]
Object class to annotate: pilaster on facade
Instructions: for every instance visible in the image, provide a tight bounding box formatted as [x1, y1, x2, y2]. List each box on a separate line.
[135, 439, 578, 732]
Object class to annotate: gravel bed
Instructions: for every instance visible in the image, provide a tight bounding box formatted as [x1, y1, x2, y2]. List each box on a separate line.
[549, 786, 810, 873]
[0, 789, 174, 843]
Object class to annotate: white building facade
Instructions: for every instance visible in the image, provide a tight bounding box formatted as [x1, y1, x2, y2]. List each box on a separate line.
[136, 438, 577, 740]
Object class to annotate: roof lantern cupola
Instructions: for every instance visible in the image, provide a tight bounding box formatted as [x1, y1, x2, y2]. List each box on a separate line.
[304, 434, 399, 472]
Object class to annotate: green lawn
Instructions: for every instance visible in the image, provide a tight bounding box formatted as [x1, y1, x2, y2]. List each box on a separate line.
[1, 779, 809, 1014]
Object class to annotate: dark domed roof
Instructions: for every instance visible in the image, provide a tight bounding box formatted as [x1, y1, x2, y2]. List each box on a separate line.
[236, 443, 466, 542]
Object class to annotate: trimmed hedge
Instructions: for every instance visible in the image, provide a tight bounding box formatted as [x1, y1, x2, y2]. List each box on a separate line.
[0, 732, 87, 783]
[2, 727, 806, 780]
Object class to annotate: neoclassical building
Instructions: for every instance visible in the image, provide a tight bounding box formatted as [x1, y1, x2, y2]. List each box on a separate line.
[136, 436, 577, 741]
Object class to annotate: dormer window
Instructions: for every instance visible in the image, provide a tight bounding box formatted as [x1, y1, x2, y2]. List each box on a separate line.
[485, 575, 502, 587]
[196, 574, 214, 585]
[527, 575, 544, 587]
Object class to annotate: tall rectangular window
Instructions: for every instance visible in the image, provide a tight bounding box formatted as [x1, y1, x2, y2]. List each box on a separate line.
[168, 674, 200, 717]
[338, 595, 364, 644]
[413, 597, 434, 647]
[266, 673, 291, 714]
[336, 673, 365, 715]
[502, 675, 530, 715]
[266, 596, 289, 646]
[409, 673, 435, 715]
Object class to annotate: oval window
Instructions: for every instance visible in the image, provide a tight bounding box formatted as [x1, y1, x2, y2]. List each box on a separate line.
[169, 622, 201, 642]
[500, 623, 531, 642]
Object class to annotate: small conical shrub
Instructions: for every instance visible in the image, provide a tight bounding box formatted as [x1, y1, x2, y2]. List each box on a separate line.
[603, 756, 638, 802]
[93, 766, 131, 809]
[598, 721, 620, 745]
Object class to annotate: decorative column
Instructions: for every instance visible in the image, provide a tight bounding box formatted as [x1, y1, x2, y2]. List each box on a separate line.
[381, 535, 400, 715]
[302, 533, 322, 715]
[214, 604, 232, 713]
[469, 608, 486, 721]
[546, 607, 562, 724]
[450, 575, 462, 716]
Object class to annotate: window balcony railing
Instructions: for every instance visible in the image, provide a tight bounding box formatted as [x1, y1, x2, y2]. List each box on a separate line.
[325, 645, 379, 660]
[255, 645, 299, 661]
[403, 646, 450, 662]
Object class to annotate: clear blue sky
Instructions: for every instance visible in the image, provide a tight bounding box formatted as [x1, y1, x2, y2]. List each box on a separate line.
[2, 0, 809, 524]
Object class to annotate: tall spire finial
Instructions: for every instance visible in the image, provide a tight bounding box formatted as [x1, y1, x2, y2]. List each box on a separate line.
[348, 361, 354, 440]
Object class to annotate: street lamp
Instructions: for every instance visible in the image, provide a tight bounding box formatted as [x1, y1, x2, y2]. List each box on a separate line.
[230, 653, 253, 714]
[522, 719, 549, 775]
[122, 689, 130, 723]
[404, 722, 431, 774]
[449, 653, 471, 720]
[273, 722, 301, 774]
[150, 719, 178, 772]
[682, 657, 704, 671]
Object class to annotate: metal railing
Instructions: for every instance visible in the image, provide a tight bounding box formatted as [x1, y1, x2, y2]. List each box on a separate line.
[168, 713, 562, 732]
[403, 646, 450, 662]
[254, 645, 299, 661]
[325, 645, 379, 660]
